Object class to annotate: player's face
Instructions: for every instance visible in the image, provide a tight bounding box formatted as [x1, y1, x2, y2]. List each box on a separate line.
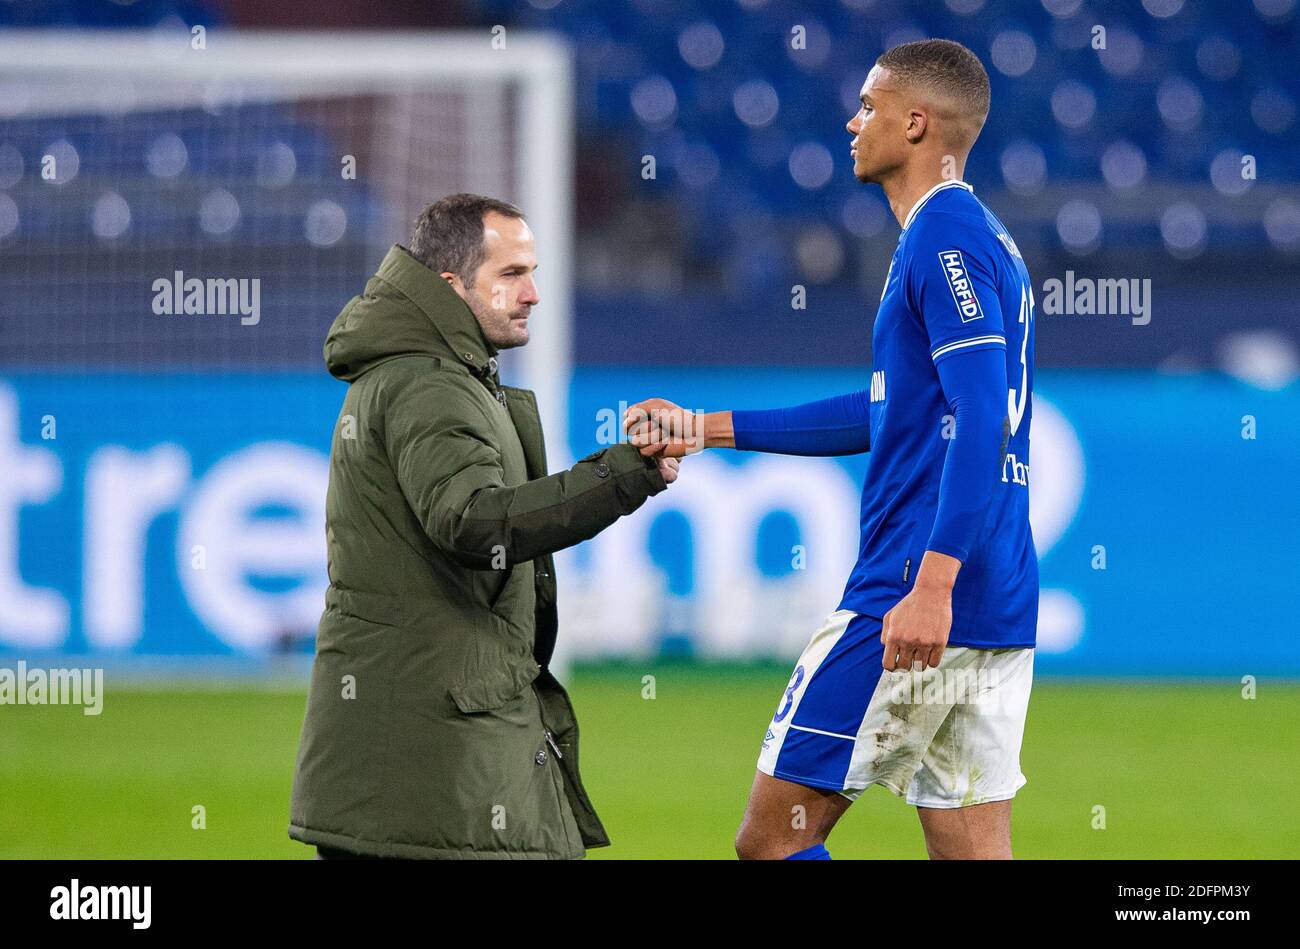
[846, 65, 907, 184]
[462, 212, 539, 350]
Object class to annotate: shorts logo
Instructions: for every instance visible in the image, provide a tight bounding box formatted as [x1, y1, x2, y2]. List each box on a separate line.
[870, 370, 886, 403]
[938, 250, 984, 323]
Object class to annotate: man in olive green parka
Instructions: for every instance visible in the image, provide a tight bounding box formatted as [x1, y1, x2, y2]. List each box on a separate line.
[289, 194, 675, 859]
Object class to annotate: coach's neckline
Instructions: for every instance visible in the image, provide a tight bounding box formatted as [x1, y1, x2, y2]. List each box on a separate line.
[902, 179, 975, 230]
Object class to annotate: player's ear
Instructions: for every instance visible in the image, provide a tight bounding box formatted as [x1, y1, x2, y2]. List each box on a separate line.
[906, 109, 927, 143]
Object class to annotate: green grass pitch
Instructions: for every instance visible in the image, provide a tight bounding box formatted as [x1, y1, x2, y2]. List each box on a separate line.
[2, 665, 1296, 859]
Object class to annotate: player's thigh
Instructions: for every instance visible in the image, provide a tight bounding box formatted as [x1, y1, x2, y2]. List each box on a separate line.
[916, 798, 1013, 859]
[735, 770, 852, 860]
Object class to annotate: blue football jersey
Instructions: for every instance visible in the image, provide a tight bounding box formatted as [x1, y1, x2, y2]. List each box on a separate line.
[838, 180, 1038, 648]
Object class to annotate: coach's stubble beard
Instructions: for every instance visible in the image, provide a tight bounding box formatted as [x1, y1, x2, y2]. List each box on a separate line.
[465, 286, 530, 350]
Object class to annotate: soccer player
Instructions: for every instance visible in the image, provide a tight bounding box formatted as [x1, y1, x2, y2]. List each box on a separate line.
[625, 39, 1037, 860]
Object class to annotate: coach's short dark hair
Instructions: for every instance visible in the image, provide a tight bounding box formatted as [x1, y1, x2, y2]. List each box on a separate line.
[409, 193, 525, 288]
[877, 39, 991, 124]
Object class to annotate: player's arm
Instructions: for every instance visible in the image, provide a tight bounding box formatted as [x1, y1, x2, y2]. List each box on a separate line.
[622, 391, 872, 458]
[884, 348, 1007, 670]
[925, 347, 1009, 563]
[882, 219, 1008, 672]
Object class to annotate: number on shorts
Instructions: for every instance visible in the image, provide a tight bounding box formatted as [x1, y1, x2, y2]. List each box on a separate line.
[774, 665, 805, 723]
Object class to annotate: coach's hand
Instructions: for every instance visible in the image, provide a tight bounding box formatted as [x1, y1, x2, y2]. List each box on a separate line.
[657, 456, 680, 484]
[880, 551, 960, 671]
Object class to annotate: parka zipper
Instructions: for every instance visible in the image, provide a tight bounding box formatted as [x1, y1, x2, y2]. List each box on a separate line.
[544, 729, 563, 759]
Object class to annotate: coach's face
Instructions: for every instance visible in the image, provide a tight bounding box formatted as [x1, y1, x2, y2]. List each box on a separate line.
[846, 65, 910, 184]
[458, 212, 539, 350]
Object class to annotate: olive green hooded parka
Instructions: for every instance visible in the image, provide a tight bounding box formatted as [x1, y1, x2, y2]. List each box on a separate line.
[289, 245, 666, 859]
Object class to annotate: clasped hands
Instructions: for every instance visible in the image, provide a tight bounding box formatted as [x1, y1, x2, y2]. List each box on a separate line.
[622, 398, 712, 487]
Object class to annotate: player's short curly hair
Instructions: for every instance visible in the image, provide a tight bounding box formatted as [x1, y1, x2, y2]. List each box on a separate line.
[876, 39, 990, 124]
[409, 193, 525, 288]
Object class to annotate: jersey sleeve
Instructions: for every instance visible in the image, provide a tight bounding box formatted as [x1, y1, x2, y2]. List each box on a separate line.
[904, 214, 1006, 366]
[924, 347, 1010, 562]
[731, 390, 872, 456]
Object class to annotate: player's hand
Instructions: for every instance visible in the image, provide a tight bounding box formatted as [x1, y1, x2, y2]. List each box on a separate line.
[624, 398, 706, 458]
[880, 583, 952, 672]
[656, 455, 680, 484]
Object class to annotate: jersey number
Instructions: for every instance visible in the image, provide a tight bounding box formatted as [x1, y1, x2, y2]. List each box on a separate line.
[1007, 282, 1032, 437]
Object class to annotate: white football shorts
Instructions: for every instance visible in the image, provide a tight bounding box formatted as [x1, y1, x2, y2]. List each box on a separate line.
[756, 608, 1034, 808]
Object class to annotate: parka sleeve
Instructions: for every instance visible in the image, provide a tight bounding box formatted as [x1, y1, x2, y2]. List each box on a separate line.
[382, 367, 668, 569]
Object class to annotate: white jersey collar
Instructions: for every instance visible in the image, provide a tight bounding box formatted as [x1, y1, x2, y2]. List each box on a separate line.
[902, 179, 974, 231]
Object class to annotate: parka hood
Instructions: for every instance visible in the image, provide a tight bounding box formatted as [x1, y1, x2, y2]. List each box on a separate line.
[324, 244, 498, 382]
